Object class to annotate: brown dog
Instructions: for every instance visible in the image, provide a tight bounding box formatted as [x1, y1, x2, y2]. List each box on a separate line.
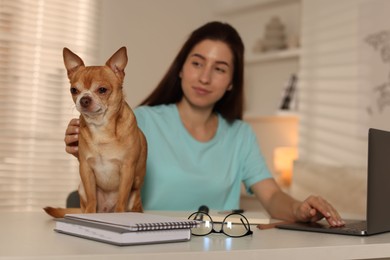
[44, 47, 147, 218]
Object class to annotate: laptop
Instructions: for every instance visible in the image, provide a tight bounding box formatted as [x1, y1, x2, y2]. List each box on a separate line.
[276, 128, 390, 236]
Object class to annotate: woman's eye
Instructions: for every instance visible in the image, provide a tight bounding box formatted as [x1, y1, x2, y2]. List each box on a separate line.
[70, 87, 78, 95]
[192, 61, 202, 67]
[98, 87, 107, 94]
[215, 67, 226, 73]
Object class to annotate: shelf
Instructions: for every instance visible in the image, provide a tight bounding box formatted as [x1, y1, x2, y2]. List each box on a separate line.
[244, 112, 299, 122]
[213, 0, 299, 15]
[245, 48, 300, 64]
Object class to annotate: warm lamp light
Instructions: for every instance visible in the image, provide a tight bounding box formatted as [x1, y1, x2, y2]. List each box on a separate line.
[273, 146, 298, 186]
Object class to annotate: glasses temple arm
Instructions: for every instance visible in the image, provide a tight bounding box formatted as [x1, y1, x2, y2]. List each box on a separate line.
[240, 218, 250, 231]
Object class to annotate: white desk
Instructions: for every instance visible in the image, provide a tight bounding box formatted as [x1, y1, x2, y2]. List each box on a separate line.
[1, 211, 390, 260]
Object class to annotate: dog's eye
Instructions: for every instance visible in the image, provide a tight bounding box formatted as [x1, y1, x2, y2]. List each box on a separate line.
[98, 87, 108, 94]
[70, 87, 78, 95]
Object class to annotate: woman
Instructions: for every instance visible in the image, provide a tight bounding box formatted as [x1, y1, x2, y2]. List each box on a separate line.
[65, 21, 344, 226]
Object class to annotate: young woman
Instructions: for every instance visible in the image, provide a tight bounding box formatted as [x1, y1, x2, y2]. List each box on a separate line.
[65, 21, 344, 226]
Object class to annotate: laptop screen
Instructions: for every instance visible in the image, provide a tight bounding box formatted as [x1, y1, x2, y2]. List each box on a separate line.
[367, 128, 390, 234]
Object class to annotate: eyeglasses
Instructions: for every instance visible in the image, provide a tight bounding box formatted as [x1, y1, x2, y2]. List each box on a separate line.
[188, 211, 253, 238]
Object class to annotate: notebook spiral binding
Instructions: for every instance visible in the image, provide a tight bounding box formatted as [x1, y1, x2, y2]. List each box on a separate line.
[135, 221, 198, 231]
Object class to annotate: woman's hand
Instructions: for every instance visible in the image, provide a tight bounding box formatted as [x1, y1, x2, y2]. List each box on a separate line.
[294, 195, 345, 226]
[251, 179, 345, 227]
[64, 118, 80, 158]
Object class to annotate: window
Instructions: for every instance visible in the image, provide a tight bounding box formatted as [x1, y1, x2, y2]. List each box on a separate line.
[0, 0, 100, 211]
[298, 0, 368, 167]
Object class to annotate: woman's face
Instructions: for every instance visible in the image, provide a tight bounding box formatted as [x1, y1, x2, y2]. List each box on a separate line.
[180, 39, 234, 110]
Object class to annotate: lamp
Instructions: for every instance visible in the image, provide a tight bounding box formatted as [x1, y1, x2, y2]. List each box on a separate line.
[273, 146, 298, 187]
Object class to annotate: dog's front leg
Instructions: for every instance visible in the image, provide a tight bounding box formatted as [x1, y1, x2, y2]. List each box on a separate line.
[128, 178, 143, 212]
[79, 160, 97, 213]
[115, 163, 134, 212]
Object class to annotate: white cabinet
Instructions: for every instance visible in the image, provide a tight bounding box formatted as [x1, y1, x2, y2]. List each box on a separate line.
[246, 48, 300, 64]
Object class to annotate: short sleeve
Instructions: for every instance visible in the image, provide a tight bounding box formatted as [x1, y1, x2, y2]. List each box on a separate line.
[239, 124, 273, 193]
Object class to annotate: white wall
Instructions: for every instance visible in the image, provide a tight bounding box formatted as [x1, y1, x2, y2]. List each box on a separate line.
[98, 0, 213, 107]
[360, 0, 390, 131]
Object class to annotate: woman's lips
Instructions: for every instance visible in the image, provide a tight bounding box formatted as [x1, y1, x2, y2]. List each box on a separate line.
[192, 86, 210, 95]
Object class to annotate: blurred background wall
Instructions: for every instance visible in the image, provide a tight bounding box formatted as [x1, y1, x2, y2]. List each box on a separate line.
[2, 0, 389, 211]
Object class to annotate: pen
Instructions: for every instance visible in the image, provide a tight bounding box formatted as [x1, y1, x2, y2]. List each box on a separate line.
[218, 209, 244, 214]
[257, 221, 291, 230]
[194, 205, 209, 221]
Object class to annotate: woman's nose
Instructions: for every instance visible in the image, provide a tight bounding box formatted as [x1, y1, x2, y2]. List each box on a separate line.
[199, 67, 211, 84]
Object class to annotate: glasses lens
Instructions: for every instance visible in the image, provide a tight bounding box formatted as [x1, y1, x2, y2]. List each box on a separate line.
[188, 212, 213, 236]
[222, 213, 251, 237]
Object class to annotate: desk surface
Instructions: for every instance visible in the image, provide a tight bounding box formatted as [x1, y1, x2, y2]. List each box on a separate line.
[1, 211, 390, 260]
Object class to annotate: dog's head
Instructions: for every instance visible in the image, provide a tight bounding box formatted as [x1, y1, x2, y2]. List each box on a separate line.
[63, 47, 128, 120]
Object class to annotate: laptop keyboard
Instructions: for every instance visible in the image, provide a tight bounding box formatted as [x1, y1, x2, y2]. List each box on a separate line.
[331, 221, 367, 234]
[276, 219, 368, 236]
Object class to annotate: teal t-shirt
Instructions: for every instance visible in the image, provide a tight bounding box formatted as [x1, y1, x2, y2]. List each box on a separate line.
[134, 104, 272, 211]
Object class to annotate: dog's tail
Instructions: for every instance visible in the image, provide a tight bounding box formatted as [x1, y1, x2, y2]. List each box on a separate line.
[43, 207, 82, 218]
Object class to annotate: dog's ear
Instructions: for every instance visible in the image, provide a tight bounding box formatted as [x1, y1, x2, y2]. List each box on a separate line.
[63, 48, 85, 79]
[105, 47, 128, 81]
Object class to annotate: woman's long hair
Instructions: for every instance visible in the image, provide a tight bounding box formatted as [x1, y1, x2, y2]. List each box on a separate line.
[139, 21, 245, 122]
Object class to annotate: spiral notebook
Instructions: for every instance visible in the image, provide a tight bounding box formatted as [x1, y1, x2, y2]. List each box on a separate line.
[54, 212, 198, 246]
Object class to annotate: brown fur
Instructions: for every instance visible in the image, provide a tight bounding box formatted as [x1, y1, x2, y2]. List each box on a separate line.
[44, 47, 147, 218]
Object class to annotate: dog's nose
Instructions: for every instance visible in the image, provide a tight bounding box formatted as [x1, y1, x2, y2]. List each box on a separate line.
[80, 96, 92, 108]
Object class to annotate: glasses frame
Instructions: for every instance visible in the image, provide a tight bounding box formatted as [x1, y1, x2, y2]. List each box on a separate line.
[188, 211, 253, 238]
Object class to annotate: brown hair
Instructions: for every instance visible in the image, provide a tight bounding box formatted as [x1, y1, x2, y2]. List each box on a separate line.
[139, 21, 245, 122]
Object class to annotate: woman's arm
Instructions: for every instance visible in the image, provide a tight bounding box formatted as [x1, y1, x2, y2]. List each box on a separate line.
[251, 178, 344, 226]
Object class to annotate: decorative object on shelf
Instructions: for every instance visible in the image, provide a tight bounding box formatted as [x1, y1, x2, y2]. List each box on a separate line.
[253, 17, 300, 54]
[279, 74, 298, 111]
[263, 16, 286, 52]
[286, 34, 300, 49]
[252, 38, 264, 53]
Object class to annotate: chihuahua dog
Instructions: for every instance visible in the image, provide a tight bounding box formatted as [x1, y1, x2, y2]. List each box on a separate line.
[44, 47, 147, 218]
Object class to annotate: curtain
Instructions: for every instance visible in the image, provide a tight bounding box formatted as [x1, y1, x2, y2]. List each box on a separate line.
[0, 0, 100, 211]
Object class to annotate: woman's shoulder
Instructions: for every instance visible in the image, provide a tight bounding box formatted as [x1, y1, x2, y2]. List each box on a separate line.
[135, 104, 175, 117]
[220, 116, 252, 132]
[134, 104, 177, 128]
